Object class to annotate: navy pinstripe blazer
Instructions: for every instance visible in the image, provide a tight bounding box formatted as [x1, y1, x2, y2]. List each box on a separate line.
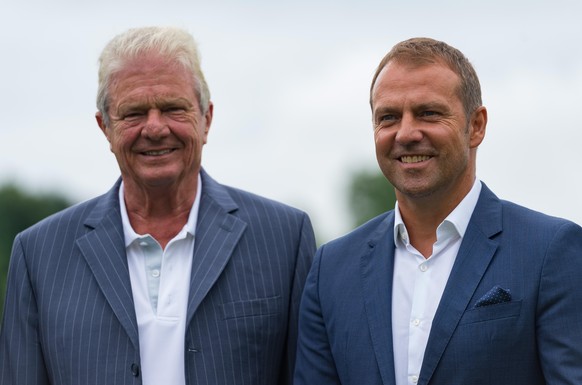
[0, 169, 316, 385]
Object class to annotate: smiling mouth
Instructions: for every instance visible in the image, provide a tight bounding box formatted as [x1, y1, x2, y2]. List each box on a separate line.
[400, 155, 431, 164]
[142, 149, 174, 156]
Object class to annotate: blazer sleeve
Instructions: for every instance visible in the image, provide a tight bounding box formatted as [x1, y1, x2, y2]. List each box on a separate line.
[279, 212, 316, 385]
[294, 244, 342, 385]
[536, 221, 582, 383]
[0, 234, 50, 385]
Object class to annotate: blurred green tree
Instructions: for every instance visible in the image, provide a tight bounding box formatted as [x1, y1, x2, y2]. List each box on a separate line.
[0, 184, 72, 317]
[347, 169, 396, 228]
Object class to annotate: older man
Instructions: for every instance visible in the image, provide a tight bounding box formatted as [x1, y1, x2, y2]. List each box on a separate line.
[0, 26, 315, 385]
[294, 38, 582, 384]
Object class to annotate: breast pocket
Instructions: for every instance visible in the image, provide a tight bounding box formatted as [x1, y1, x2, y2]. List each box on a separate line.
[219, 296, 285, 367]
[459, 300, 522, 325]
[221, 295, 281, 319]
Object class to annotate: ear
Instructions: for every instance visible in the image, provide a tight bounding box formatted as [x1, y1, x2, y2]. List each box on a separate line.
[469, 106, 487, 148]
[95, 111, 110, 142]
[202, 102, 214, 144]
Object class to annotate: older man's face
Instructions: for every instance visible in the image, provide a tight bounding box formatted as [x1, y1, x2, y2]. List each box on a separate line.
[98, 53, 212, 191]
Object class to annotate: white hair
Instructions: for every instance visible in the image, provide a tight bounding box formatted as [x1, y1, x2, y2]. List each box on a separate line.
[96, 26, 210, 125]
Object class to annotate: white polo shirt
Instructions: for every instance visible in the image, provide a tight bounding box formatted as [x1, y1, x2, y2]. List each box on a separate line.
[119, 175, 201, 385]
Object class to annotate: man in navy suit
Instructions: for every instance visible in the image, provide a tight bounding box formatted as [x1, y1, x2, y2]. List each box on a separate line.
[0, 26, 316, 385]
[294, 37, 582, 384]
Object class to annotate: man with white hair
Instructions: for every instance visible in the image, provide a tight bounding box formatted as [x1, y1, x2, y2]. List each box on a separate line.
[0, 26, 315, 385]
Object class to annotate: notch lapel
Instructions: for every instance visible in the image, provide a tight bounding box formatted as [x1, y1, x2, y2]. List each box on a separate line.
[186, 171, 247, 324]
[76, 182, 140, 349]
[360, 213, 397, 385]
[418, 185, 502, 385]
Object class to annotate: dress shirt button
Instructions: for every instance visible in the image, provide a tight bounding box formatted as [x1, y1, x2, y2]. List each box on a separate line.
[411, 374, 419, 383]
[139, 241, 148, 247]
[151, 269, 160, 278]
[419, 263, 428, 272]
[412, 318, 420, 326]
[130, 363, 140, 377]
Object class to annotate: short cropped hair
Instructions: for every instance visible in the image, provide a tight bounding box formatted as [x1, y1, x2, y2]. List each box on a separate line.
[96, 26, 210, 125]
[370, 37, 482, 118]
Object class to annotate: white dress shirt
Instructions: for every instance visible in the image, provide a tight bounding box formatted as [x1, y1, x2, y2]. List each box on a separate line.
[392, 180, 482, 385]
[120, 175, 201, 385]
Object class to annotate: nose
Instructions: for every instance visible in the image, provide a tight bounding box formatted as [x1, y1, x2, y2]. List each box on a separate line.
[142, 109, 169, 140]
[395, 113, 423, 144]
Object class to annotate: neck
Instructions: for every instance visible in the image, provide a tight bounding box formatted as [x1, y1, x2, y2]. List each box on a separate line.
[397, 177, 474, 258]
[122, 176, 199, 248]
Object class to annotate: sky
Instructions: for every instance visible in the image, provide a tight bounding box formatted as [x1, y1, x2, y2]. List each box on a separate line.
[1, 0, 581, 243]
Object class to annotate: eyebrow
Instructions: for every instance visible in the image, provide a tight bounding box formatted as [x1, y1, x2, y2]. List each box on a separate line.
[373, 101, 449, 115]
[117, 97, 194, 112]
[373, 106, 398, 117]
[412, 102, 449, 112]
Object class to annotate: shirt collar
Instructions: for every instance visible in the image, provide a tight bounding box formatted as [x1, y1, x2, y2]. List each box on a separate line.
[119, 173, 202, 247]
[393, 179, 482, 246]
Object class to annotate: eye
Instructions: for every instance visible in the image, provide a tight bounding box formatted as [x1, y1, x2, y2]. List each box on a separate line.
[121, 111, 146, 122]
[162, 105, 188, 114]
[376, 113, 398, 127]
[419, 110, 441, 119]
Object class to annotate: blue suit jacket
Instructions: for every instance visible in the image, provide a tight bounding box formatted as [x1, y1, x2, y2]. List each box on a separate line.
[0, 170, 316, 385]
[295, 184, 582, 385]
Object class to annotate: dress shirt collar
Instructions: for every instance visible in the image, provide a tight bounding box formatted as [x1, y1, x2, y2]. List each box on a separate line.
[393, 179, 482, 246]
[119, 173, 202, 247]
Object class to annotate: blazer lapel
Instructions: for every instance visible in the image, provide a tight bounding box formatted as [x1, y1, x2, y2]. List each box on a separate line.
[360, 213, 397, 385]
[186, 170, 247, 325]
[76, 181, 140, 349]
[418, 184, 502, 385]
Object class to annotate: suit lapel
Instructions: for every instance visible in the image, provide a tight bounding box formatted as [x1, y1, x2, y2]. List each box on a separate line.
[76, 181, 140, 349]
[186, 170, 247, 325]
[360, 213, 397, 385]
[73, 172, 248, 349]
[418, 184, 502, 385]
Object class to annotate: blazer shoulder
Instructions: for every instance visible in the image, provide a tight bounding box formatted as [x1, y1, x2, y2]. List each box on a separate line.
[221, 183, 309, 218]
[499, 198, 580, 232]
[322, 211, 393, 255]
[17, 192, 110, 242]
[473, 184, 581, 238]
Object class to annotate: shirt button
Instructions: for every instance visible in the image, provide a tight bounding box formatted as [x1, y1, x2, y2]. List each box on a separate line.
[411, 375, 419, 383]
[412, 318, 420, 326]
[139, 241, 148, 247]
[419, 263, 428, 272]
[151, 269, 160, 278]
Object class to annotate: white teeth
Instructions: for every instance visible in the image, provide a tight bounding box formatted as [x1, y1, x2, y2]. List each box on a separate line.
[401, 155, 430, 163]
[144, 149, 172, 156]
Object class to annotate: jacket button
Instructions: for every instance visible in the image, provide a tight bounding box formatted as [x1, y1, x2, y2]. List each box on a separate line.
[131, 363, 140, 377]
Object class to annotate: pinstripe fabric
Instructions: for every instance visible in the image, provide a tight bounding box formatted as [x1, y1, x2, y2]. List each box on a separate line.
[0, 169, 316, 385]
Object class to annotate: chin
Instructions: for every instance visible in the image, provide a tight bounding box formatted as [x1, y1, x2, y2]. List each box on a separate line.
[132, 173, 182, 188]
[394, 182, 437, 199]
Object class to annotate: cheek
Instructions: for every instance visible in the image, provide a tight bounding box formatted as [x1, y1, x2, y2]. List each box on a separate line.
[109, 130, 137, 153]
[374, 130, 394, 153]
